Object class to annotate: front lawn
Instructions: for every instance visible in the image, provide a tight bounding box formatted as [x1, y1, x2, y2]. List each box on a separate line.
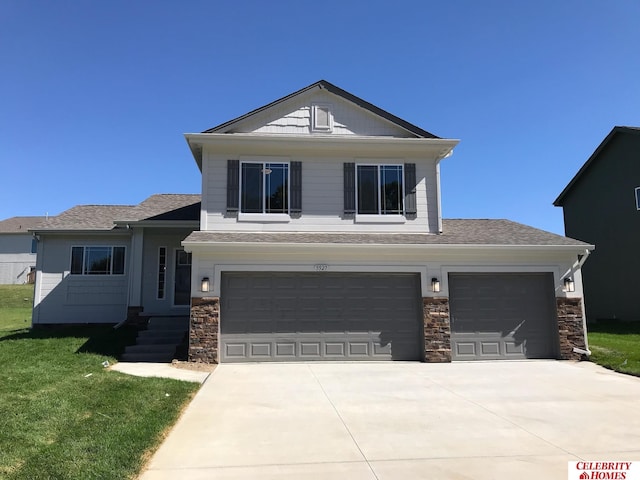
[0, 285, 199, 480]
[588, 320, 640, 376]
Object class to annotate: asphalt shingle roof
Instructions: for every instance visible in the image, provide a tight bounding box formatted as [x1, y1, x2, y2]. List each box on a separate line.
[0, 216, 48, 233]
[117, 194, 201, 222]
[184, 219, 590, 248]
[34, 194, 201, 231]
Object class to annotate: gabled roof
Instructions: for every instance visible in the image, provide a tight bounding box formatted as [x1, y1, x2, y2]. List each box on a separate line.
[37, 205, 136, 231]
[33, 194, 201, 232]
[554, 126, 640, 206]
[184, 219, 592, 249]
[0, 216, 48, 234]
[202, 80, 439, 139]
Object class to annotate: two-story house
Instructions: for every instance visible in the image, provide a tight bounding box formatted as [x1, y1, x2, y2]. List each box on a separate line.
[31, 80, 592, 363]
[554, 126, 640, 322]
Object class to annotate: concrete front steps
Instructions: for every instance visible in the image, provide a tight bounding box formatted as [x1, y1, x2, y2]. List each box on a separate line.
[121, 316, 189, 362]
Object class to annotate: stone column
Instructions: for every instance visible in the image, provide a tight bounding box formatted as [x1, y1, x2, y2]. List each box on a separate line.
[557, 297, 587, 360]
[423, 298, 452, 362]
[189, 297, 220, 363]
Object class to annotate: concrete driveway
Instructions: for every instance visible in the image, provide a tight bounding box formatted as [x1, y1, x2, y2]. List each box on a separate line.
[140, 361, 640, 480]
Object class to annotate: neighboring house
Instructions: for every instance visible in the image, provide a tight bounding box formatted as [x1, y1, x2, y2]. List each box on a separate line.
[554, 126, 640, 322]
[0, 216, 46, 284]
[33, 80, 593, 363]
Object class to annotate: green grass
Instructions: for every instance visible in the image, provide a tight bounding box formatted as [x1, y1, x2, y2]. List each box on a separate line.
[588, 320, 640, 376]
[0, 284, 34, 331]
[0, 285, 200, 480]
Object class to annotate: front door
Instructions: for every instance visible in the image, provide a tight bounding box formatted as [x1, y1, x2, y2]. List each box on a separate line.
[173, 249, 192, 306]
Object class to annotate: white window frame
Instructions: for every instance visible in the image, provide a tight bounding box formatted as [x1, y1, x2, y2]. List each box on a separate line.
[311, 103, 333, 132]
[70, 245, 126, 276]
[635, 187, 640, 210]
[354, 163, 406, 223]
[238, 158, 291, 221]
[157, 246, 167, 300]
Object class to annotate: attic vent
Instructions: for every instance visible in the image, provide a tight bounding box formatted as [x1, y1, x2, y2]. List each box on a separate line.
[312, 103, 333, 132]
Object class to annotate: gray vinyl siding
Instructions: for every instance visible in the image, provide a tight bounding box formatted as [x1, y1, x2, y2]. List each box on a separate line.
[203, 153, 440, 233]
[234, 90, 412, 137]
[561, 132, 640, 321]
[32, 235, 130, 324]
[0, 234, 36, 284]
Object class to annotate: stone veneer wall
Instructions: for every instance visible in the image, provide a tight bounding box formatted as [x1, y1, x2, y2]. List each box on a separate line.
[189, 297, 219, 363]
[557, 297, 587, 360]
[423, 298, 452, 362]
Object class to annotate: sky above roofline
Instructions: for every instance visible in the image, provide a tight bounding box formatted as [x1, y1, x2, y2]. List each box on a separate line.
[1, 1, 639, 235]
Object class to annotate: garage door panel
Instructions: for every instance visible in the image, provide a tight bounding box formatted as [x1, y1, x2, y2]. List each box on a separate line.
[449, 273, 557, 361]
[220, 273, 421, 362]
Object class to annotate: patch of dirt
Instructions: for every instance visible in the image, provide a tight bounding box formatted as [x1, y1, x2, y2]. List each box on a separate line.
[170, 360, 216, 372]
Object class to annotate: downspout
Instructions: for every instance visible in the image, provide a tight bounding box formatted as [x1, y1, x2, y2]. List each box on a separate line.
[571, 248, 592, 356]
[435, 148, 454, 234]
[435, 161, 443, 234]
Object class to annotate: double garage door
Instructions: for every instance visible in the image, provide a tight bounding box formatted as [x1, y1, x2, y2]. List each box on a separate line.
[219, 271, 559, 363]
[220, 272, 422, 362]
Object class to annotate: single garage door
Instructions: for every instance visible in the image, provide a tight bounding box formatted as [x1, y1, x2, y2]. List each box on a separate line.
[449, 273, 558, 360]
[220, 272, 422, 362]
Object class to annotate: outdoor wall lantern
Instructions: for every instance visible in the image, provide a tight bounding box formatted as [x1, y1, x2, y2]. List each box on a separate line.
[201, 277, 210, 293]
[563, 277, 575, 293]
[431, 277, 441, 293]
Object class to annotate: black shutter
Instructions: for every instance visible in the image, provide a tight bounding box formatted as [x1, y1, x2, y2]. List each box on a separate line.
[290, 161, 302, 213]
[344, 162, 356, 214]
[226, 160, 239, 212]
[404, 163, 417, 215]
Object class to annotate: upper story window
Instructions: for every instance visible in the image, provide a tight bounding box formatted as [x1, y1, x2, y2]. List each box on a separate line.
[311, 103, 333, 132]
[70, 246, 125, 275]
[357, 164, 404, 215]
[241, 162, 289, 214]
[635, 187, 640, 210]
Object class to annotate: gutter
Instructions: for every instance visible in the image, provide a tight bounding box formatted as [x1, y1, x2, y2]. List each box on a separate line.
[182, 240, 594, 252]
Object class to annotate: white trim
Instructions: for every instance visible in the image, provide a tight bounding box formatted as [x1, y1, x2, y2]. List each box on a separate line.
[239, 158, 291, 216]
[311, 103, 333, 132]
[69, 245, 127, 276]
[186, 133, 460, 163]
[355, 162, 405, 216]
[354, 214, 406, 224]
[157, 246, 167, 300]
[203, 263, 430, 297]
[237, 213, 291, 223]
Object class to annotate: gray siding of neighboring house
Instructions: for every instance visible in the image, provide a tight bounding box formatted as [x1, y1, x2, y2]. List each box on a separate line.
[561, 132, 640, 321]
[0, 234, 36, 284]
[141, 229, 193, 315]
[32, 235, 131, 324]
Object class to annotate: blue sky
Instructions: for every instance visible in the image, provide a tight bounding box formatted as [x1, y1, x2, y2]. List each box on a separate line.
[1, 0, 639, 234]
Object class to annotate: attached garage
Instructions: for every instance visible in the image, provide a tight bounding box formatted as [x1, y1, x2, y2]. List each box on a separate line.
[220, 272, 422, 362]
[449, 273, 558, 360]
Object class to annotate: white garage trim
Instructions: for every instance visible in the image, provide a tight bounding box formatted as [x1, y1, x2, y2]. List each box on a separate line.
[198, 263, 433, 297]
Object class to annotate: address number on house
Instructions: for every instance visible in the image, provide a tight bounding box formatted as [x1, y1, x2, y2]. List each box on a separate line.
[314, 264, 329, 271]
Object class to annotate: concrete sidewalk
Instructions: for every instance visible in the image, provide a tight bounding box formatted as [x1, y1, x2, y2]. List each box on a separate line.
[111, 362, 212, 383]
[139, 361, 640, 480]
